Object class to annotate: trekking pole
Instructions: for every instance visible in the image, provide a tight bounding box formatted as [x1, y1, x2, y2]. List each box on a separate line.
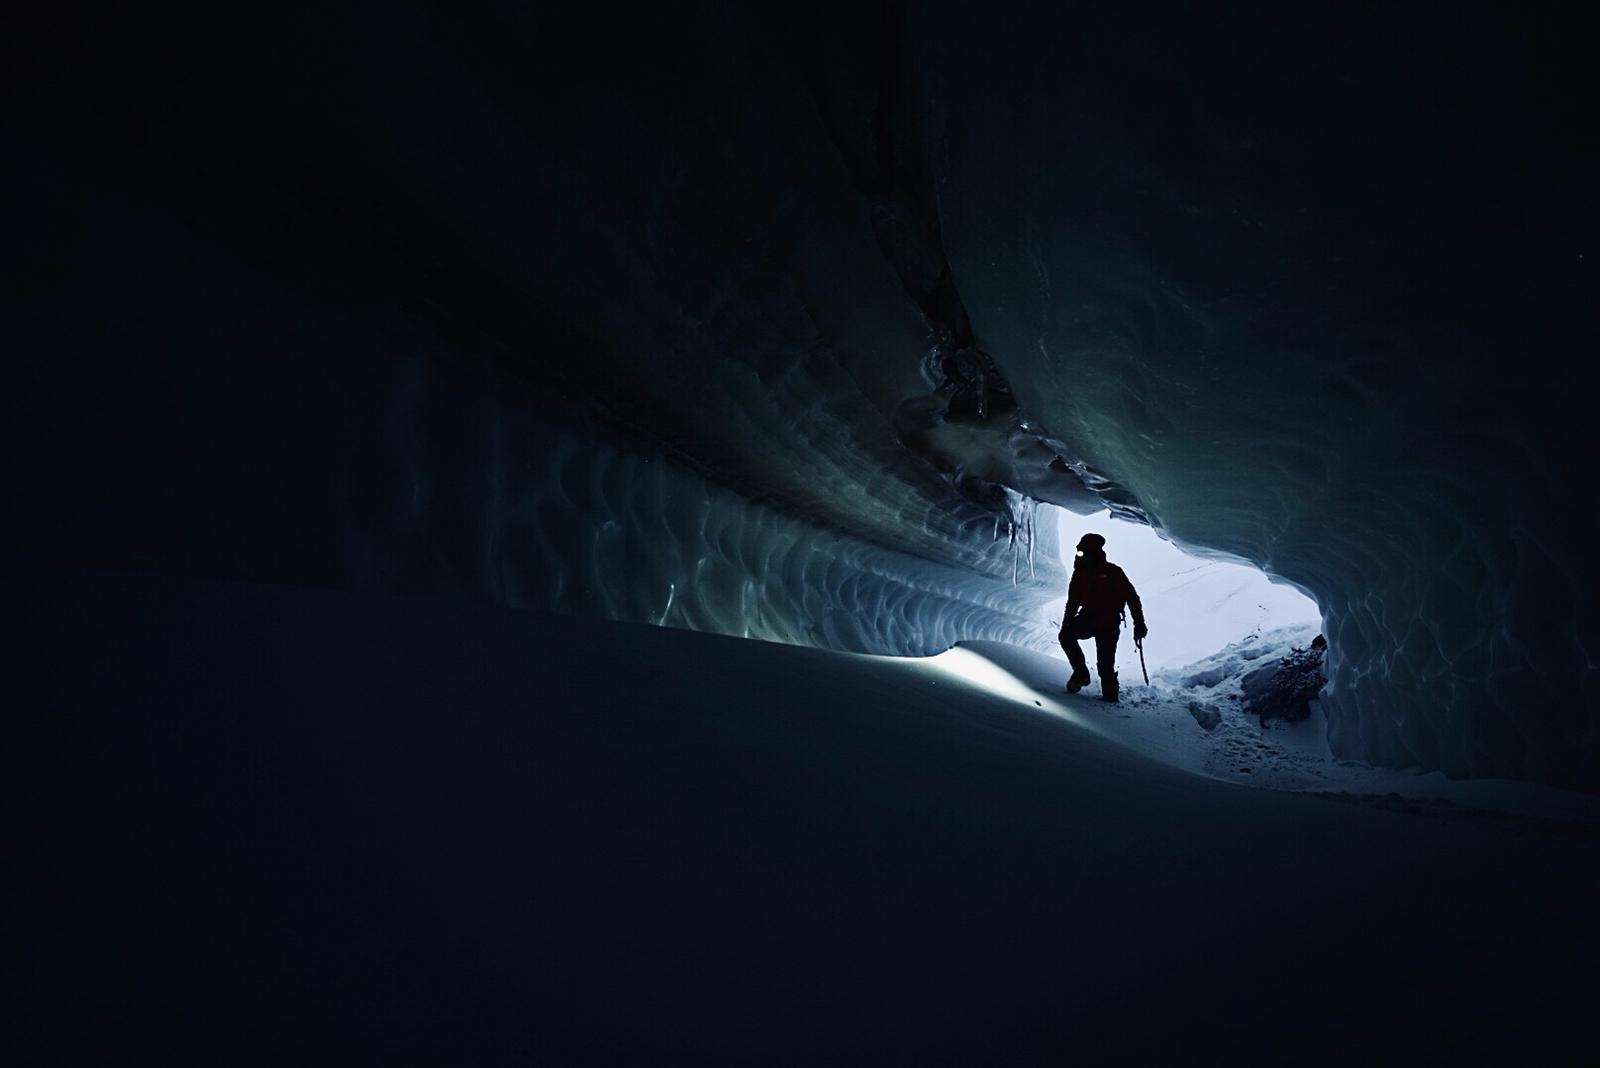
[1136, 638, 1149, 685]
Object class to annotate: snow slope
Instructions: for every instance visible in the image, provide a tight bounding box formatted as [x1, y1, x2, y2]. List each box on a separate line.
[8, 569, 1598, 1063]
[958, 632, 1599, 825]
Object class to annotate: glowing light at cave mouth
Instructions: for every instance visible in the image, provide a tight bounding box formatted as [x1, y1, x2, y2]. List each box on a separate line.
[1046, 506, 1322, 671]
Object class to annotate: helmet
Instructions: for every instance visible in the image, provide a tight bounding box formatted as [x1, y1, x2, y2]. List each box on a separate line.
[1075, 533, 1106, 554]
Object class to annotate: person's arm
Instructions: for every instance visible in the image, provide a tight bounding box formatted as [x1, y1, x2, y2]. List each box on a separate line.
[1124, 571, 1147, 640]
[1063, 572, 1082, 626]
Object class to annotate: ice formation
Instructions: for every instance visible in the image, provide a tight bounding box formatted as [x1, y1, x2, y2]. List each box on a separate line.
[10, 4, 1596, 787]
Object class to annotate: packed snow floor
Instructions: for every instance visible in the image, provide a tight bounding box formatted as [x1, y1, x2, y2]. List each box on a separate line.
[952, 626, 1600, 826]
[9, 570, 1600, 1064]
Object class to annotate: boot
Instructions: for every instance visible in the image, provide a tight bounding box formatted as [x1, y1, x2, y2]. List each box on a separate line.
[1065, 667, 1091, 693]
[1099, 673, 1119, 703]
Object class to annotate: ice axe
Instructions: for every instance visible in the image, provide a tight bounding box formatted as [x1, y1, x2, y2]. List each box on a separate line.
[1136, 637, 1149, 685]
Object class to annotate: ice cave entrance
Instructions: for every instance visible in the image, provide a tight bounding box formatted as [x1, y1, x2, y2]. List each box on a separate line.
[1049, 507, 1321, 671]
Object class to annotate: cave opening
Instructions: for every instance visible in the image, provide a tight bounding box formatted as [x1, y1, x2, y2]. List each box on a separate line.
[1045, 505, 1321, 672]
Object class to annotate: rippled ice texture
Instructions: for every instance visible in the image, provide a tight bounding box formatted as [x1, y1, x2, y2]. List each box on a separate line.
[517, 420, 1064, 656]
[9, 260, 1065, 659]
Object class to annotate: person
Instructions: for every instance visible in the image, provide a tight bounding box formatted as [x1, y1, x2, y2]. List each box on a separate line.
[1059, 533, 1147, 702]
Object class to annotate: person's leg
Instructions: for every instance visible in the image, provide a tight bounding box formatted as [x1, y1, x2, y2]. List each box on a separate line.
[1095, 627, 1120, 701]
[1060, 623, 1091, 691]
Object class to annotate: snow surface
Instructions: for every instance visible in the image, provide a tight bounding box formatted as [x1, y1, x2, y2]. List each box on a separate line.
[948, 632, 1598, 826]
[10, 568, 1599, 1061]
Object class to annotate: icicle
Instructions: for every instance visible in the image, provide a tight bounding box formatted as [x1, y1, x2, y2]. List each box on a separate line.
[657, 582, 676, 626]
[1027, 501, 1037, 580]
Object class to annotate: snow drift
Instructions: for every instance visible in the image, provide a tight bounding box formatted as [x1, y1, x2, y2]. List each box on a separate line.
[8, 570, 1599, 1061]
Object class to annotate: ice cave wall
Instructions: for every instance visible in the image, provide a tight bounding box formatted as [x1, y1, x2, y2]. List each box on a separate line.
[12, 3, 1597, 786]
[922, 4, 1598, 785]
[8, 202, 1062, 659]
[10, 3, 1068, 658]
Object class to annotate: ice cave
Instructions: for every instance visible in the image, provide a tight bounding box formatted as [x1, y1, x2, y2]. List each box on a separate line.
[9, 2, 1600, 1063]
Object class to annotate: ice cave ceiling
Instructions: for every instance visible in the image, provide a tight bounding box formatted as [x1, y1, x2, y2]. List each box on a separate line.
[11, 4, 1597, 786]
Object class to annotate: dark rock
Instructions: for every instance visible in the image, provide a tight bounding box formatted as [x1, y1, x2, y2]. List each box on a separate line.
[1187, 700, 1222, 732]
[1240, 636, 1329, 724]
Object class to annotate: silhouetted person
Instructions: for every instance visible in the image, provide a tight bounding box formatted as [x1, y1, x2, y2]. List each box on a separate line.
[1059, 533, 1147, 702]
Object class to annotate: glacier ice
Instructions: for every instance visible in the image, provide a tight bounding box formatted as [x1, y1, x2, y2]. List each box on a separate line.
[10, 2, 1597, 788]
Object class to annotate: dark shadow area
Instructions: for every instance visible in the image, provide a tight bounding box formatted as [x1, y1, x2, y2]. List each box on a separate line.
[8, 2, 1600, 1060]
[6, 569, 1598, 1063]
